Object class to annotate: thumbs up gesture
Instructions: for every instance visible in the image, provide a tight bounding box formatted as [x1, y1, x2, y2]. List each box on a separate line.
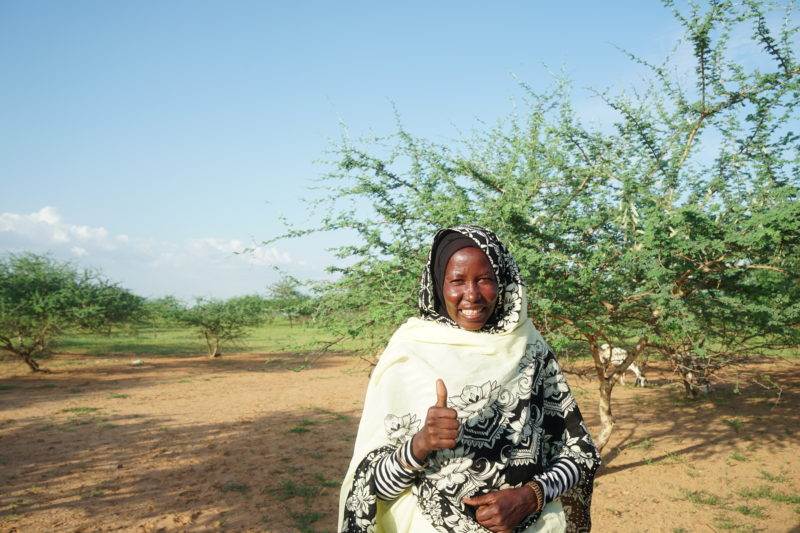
[411, 379, 460, 461]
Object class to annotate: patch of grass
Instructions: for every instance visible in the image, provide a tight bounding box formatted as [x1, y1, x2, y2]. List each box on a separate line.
[38, 383, 58, 389]
[83, 488, 105, 499]
[683, 489, 723, 506]
[61, 407, 101, 415]
[661, 451, 685, 465]
[734, 504, 766, 518]
[220, 481, 249, 493]
[277, 480, 318, 499]
[627, 438, 654, 451]
[289, 419, 318, 434]
[729, 451, 749, 462]
[109, 393, 129, 399]
[0, 383, 17, 391]
[290, 511, 323, 533]
[723, 417, 743, 432]
[713, 514, 749, 531]
[672, 528, 688, 533]
[759, 470, 788, 483]
[739, 485, 800, 505]
[313, 473, 340, 489]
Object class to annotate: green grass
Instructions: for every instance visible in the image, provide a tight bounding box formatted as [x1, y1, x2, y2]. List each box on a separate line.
[0, 383, 17, 391]
[55, 321, 368, 358]
[277, 480, 318, 499]
[713, 514, 750, 531]
[627, 438, 654, 451]
[83, 488, 106, 499]
[729, 451, 749, 462]
[109, 393, 129, 399]
[290, 511, 323, 533]
[739, 485, 800, 505]
[734, 504, 767, 518]
[660, 451, 686, 465]
[313, 473, 340, 488]
[683, 490, 723, 506]
[723, 417, 744, 432]
[289, 418, 318, 434]
[759, 470, 788, 483]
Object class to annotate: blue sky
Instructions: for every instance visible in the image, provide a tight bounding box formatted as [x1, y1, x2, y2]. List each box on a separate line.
[0, 1, 776, 299]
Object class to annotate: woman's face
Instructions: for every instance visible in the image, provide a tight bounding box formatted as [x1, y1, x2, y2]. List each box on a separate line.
[442, 247, 498, 330]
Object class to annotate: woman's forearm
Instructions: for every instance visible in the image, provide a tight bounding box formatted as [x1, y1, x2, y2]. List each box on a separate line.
[374, 439, 425, 501]
[532, 456, 581, 504]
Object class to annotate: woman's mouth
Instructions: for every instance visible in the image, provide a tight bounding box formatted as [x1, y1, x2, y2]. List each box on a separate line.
[459, 308, 485, 319]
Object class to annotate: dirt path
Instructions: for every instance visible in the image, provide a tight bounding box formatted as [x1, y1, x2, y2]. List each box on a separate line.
[1, 353, 798, 532]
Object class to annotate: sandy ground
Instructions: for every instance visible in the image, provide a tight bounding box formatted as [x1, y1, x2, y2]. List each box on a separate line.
[0, 351, 798, 532]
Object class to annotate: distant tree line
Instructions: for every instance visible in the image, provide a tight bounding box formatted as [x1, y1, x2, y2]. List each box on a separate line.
[0, 253, 315, 370]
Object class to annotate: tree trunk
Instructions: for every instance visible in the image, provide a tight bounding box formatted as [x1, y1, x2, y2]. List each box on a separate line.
[596, 378, 615, 451]
[204, 333, 221, 357]
[19, 351, 45, 372]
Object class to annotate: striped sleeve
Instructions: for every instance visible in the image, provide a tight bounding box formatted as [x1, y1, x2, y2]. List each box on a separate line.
[532, 456, 581, 504]
[374, 439, 425, 501]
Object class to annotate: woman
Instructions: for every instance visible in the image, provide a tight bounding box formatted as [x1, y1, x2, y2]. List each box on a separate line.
[339, 226, 600, 533]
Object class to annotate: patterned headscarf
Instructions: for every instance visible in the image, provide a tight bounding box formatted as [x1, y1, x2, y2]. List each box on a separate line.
[419, 225, 525, 333]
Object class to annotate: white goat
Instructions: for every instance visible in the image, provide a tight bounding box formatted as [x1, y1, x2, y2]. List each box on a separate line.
[599, 343, 646, 387]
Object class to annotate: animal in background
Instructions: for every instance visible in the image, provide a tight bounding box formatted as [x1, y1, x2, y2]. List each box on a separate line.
[598, 343, 646, 387]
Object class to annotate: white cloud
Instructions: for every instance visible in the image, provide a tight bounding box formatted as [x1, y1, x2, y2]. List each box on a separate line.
[0, 207, 303, 299]
[0, 206, 114, 249]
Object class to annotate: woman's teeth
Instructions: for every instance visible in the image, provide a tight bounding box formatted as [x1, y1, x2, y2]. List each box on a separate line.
[460, 309, 483, 318]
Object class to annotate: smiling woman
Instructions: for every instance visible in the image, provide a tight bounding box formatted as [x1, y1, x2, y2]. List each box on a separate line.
[339, 226, 600, 533]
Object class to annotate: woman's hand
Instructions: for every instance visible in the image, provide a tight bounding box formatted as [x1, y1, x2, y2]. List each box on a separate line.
[462, 486, 538, 533]
[411, 379, 460, 461]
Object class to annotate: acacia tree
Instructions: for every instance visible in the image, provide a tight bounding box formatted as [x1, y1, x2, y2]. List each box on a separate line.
[179, 295, 267, 357]
[272, 0, 799, 451]
[267, 276, 312, 326]
[0, 253, 145, 372]
[142, 296, 185, 328]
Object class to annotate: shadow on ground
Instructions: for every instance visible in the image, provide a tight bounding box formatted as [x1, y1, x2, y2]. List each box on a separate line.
[0, 407, 358, 531]
[593, 362, 800, 476]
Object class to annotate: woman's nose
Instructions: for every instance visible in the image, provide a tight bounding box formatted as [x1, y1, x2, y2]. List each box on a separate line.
[464, 281, 480, 301]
